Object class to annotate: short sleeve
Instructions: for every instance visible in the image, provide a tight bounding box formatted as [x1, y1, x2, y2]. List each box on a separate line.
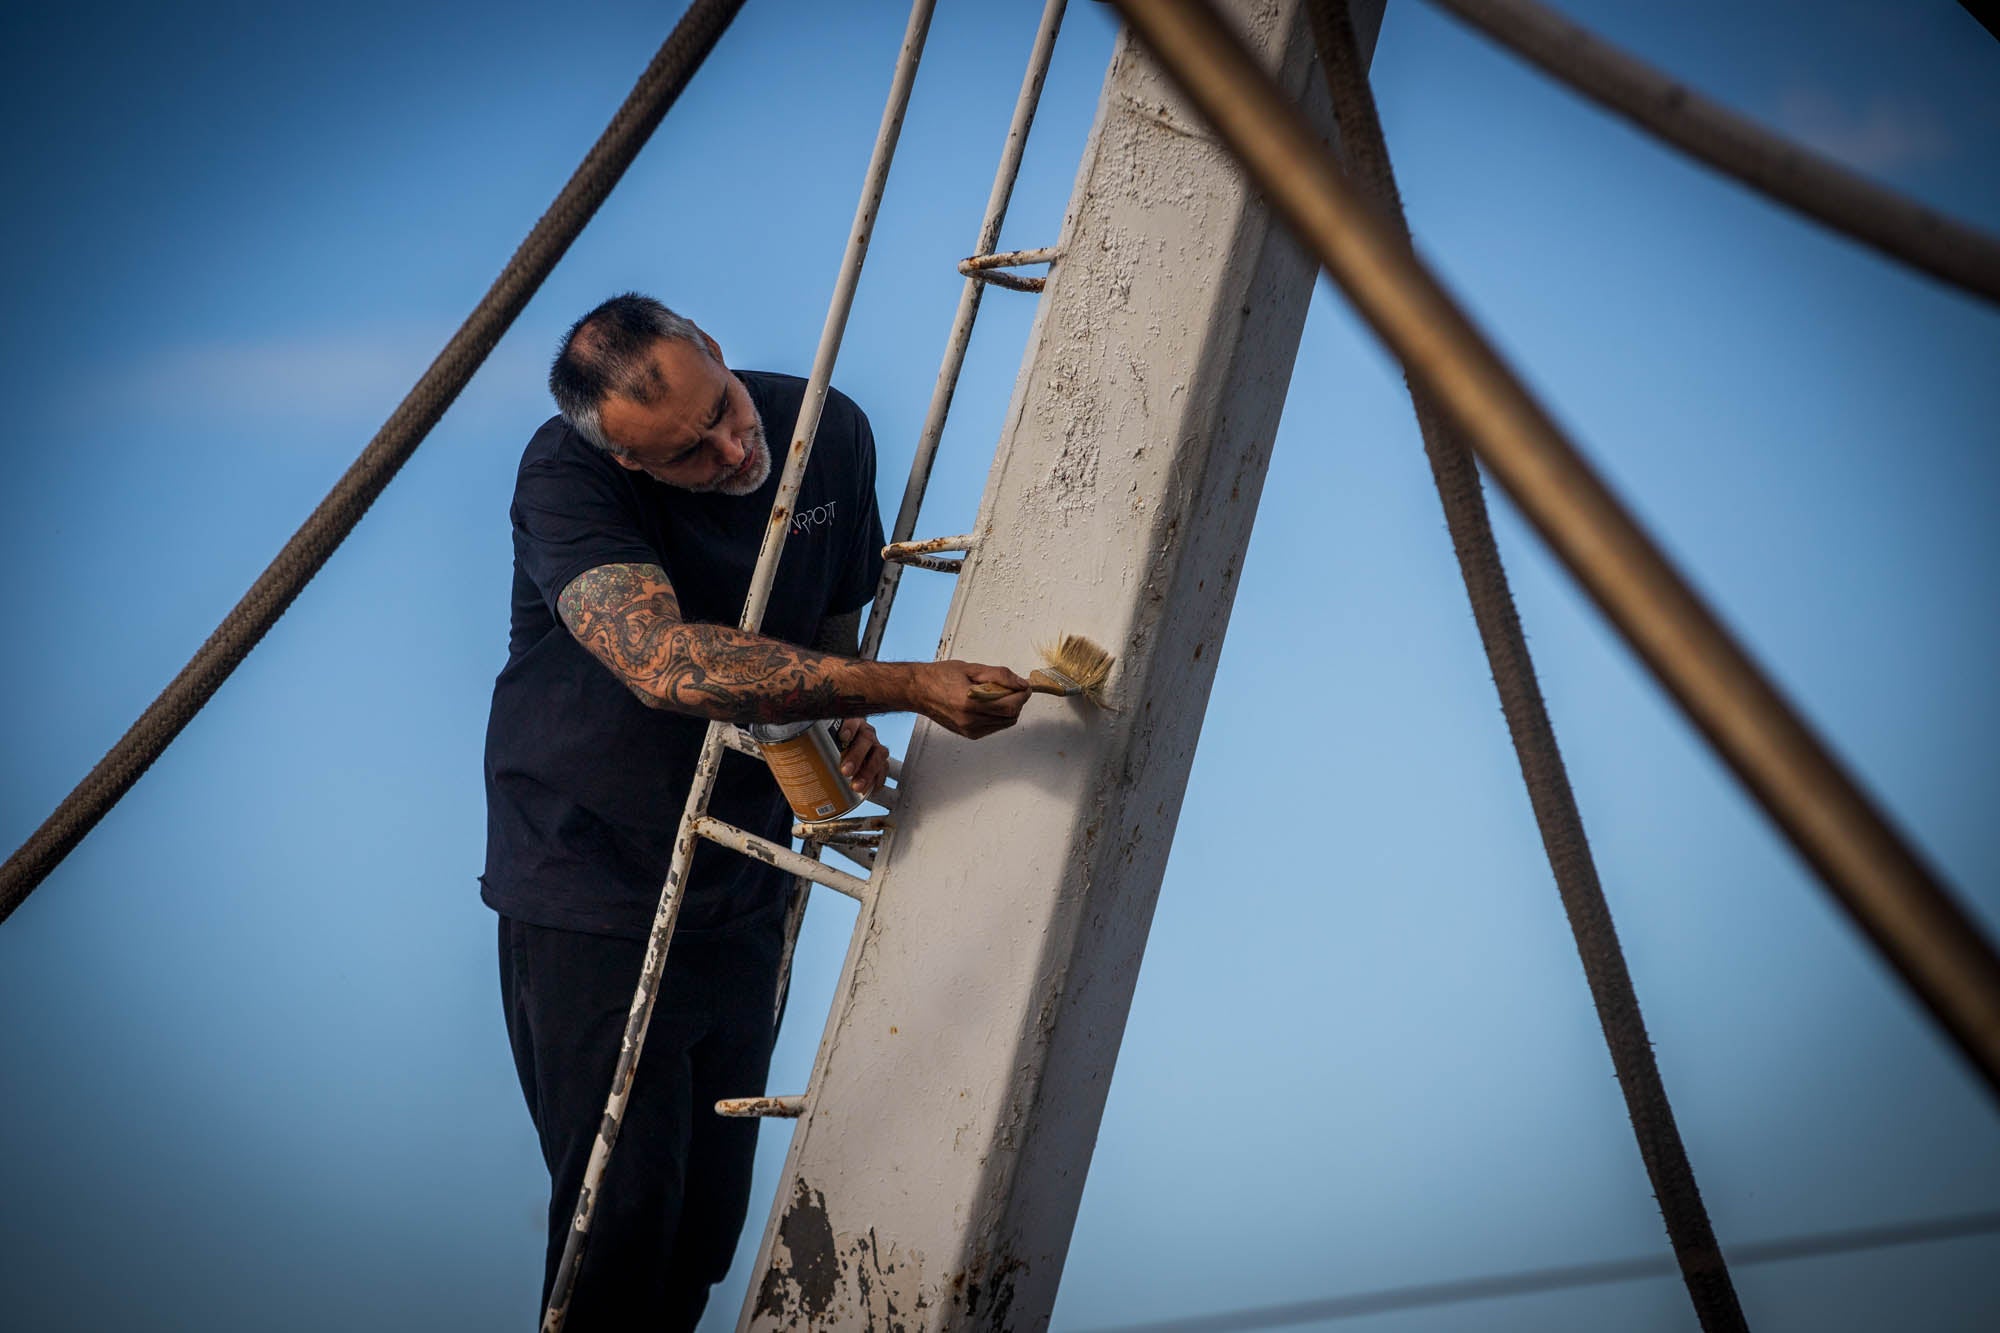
[825, 393, 887, 616]
[511, 449, 661, 614]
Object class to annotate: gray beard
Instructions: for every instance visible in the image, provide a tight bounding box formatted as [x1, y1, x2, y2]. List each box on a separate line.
[692, 403, 772, 496]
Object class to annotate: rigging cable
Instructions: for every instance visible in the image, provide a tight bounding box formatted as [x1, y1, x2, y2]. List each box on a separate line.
[1304, 2, 1744, 1327]
[0, 0, 750, 924]
[1110, 0, 2000, 1104]
[1423, 0, 2000, 307]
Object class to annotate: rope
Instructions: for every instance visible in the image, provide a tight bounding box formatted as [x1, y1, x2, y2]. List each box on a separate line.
[1304, 2, 1747, 1327]
[0, 0, 749, 925]
[1425, 0, 2000, 308]
[1113, 0, 2000, 1102]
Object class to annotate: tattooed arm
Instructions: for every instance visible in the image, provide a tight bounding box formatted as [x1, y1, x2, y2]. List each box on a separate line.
[557, 563, 1029, 737]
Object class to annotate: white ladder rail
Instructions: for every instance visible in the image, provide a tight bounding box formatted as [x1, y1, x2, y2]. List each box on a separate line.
[859, 0, 1071, 662]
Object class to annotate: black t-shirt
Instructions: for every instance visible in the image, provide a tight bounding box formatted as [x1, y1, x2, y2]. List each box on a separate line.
[481, 370, 886, 940]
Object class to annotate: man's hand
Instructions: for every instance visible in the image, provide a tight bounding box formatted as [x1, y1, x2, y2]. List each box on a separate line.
[905, 661, 1032, 739]
[834, 717, 891, 797]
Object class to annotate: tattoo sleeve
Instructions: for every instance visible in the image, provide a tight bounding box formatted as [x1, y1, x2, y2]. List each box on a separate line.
[557, 563, 892, 724]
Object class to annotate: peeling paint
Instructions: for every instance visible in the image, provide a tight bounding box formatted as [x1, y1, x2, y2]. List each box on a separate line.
[755, 1181, 932, 1332]
[757, 1179, 841, 1323]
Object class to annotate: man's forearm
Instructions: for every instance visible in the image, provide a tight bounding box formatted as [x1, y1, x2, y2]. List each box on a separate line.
[558, 562, 1030, 735]
[623, 621, 910, 724]
[558, 563, 908, 724]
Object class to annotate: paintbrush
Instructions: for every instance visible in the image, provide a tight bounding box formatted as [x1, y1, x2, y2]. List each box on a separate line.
[967, 634, 1115, 709]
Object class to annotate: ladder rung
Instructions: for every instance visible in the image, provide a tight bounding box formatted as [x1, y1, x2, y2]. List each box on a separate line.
[884, 533, 977, 557]
[692, 816, 870, 901]
[894, 553, 964, 574]
[807, 835, 881, 853]
[884, 534, 977, 574]
[794, 815, 895, 840]
[958, 246, 1060, 292]
[715, 1095, 806, 1119]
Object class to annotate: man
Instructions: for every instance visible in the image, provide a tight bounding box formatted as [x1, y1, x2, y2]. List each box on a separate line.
[481, 293, 1030, 1328]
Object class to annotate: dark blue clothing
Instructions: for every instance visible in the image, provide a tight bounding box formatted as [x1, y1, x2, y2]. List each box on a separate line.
[481, 371, 885, 939]
[499, 911, 783, 1329]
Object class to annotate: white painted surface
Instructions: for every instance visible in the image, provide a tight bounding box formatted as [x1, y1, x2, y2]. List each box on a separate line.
[741, 4, 1382, 1328]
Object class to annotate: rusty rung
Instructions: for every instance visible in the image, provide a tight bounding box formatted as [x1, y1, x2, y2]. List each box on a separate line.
[899, 553, 964, 573]
[884, 534, 975, 574]
[794, 815, 895, 839]
[692, 816, 870, 901]
[715, 1094, 806, 1119]
[797, 833, 881, 872]
[811, 831, 883, 847]
[885, 533, 977, 557]
[973, 270, 1045, 292]
[958, 245, 1059, 271]
[958, 246, 1059, 292]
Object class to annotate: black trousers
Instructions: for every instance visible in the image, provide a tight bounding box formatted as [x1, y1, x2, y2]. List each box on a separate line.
[499, 911, 782, 1331]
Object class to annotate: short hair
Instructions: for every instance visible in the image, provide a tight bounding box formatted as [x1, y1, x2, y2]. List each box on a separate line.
[549, 293, 706, 452]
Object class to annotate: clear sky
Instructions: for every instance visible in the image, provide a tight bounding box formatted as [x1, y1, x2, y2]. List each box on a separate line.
[2, 2, 1996, 1330]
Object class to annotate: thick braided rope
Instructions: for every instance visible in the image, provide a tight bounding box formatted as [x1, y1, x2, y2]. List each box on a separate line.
[1306, 3, 1747, 1329]
[0, 0, 748, 924]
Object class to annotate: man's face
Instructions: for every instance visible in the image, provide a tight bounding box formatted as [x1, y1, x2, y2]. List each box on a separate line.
[597, 333, 771, 495]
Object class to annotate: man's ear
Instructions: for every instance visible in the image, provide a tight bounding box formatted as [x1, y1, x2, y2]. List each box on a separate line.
[700, 329, 725, 364]
[607, 448, 645, 473]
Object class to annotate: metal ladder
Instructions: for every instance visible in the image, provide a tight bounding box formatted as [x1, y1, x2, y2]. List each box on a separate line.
[541, 2, 1071, 1326]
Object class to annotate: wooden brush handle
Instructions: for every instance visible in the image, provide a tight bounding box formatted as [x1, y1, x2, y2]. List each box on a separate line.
[968, 674, 1066, 702]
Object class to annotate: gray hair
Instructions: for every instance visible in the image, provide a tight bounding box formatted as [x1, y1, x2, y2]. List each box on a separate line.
[548, 293, 707, 452]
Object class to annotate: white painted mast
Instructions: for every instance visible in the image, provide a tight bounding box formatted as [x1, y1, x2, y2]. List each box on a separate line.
[742, 3, 1383, 1326]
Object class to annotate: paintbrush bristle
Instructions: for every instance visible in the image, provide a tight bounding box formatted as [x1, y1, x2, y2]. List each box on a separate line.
[1038, 634, 1115, 707]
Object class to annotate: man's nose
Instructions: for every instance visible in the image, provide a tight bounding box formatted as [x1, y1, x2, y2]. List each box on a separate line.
[711, 433, 745, 467]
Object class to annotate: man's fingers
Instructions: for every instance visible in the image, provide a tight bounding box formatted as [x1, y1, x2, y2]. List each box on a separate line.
[976, 666, 1032, 693]
[838, 719, 876, 778]
[856, 740, 890, 795]
[972, 688, 1030, 718]
[963, 664, 1032, 692]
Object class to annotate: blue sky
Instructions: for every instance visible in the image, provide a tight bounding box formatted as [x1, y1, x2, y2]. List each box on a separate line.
[1, 1, 1996, 1329]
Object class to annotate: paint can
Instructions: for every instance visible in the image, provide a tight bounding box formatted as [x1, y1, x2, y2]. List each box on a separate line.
[750, 719, 863, 821]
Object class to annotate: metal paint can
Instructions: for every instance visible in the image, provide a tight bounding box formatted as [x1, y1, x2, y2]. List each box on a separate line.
[750, 719, 863, 822]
